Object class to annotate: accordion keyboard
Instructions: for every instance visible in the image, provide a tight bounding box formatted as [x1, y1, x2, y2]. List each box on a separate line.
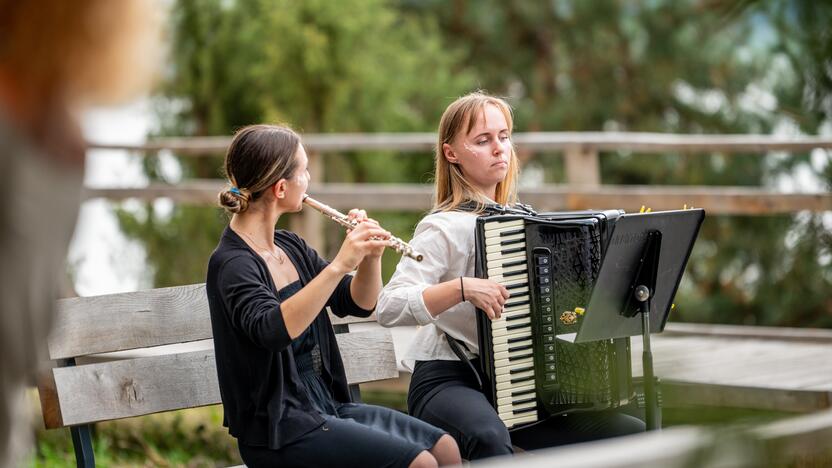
[483, 218, 539, 427]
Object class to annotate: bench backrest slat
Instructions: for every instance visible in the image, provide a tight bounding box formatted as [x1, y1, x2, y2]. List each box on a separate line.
[40, 328, 396, 428]
[49, 284, 377, 360]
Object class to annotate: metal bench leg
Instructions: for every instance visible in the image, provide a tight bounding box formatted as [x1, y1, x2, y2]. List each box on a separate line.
[70, 424, 95, 468]
[60, 358, 95, 467]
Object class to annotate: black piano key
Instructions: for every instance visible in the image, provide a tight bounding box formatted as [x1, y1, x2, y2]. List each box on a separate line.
[501, 258, 526, 268]
[500, 228, 525, 237]
[504, 270, 526, 278]
[512, 388, 535, 397]
[500, 238, 524, 246]
[513, 407, 538, 415]
[512, 397, 536, 405]
[508, 352, 534, 361]
[509, 375, 535, 385]
[506, 335, 529, 344]
[507, 344, 533, 353]
[506, 322, 531, 331]
[506, 313, 531, 322]
[509, 365, 534, 375]
[501, 246, 525, 255]
[506, 282, 529, 291]
[508, 289, 529, 299]
[505, 298, 531, 308]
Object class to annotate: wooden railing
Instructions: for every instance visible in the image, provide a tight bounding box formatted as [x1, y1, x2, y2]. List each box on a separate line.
[87, 132, 832, 250]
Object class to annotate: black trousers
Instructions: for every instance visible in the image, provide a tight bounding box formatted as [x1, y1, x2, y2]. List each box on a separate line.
[239, 402, 445, 468]
[409, 360, 645, 461]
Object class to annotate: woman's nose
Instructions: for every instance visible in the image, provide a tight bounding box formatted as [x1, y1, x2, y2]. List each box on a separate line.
[492, 141, 504, 156]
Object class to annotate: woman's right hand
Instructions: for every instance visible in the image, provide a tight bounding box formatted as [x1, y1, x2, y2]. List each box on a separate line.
[462, 277, 510, 320]
[330, 221, 391, 274]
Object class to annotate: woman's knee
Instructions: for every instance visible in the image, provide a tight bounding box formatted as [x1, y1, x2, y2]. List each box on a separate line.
[430, 434, 461, 466]
[408, 450, 438, 468]
[465, 424, 512, 458]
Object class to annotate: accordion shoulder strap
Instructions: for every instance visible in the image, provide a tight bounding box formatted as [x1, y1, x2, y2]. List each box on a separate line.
[452, 200, 537, 216]
[444, 333, 483, 390]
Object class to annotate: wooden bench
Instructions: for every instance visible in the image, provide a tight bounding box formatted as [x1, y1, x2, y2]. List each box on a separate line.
[37, 283, 399, 467]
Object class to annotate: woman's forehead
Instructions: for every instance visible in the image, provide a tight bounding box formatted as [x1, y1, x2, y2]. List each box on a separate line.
[466, 104, 508, 134]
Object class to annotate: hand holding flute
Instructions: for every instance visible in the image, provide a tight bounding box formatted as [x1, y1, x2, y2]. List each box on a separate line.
[302, 195, 424, 262]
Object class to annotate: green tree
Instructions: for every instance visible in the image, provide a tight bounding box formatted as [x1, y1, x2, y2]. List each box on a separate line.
[404, 0, 830, 326]
[118, 0, 472, 287]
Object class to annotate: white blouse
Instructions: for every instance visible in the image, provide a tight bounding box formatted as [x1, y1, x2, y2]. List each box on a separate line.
[377, 210, 482, 370]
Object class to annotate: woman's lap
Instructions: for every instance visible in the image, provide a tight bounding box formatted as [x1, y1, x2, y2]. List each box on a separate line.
[239, 402, 444, 468]
[408, 360, 645, 460]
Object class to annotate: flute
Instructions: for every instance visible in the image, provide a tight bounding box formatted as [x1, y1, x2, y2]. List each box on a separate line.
[302, 195, 424, 262]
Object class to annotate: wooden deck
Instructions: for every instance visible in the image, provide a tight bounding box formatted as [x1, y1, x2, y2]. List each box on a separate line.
[633, 323, 832, 412]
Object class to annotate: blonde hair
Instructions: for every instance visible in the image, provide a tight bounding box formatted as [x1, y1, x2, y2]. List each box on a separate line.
[433, 91, 519, 212]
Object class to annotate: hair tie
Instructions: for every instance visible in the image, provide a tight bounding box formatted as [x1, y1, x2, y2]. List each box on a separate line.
[229, 186, 241, 195]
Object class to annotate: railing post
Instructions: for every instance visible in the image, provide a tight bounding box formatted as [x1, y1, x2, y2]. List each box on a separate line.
[291, 150, 324, 252]
[564, 145, 601, 187]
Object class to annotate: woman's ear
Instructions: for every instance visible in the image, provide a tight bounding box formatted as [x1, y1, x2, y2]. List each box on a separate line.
[443, 143, 459, 164]
[273, 179, 287, 199]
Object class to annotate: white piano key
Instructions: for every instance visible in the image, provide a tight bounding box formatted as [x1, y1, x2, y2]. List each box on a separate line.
[485, 232, 525, 246]
[485, 251, 526, 265]
[492, 316, 530, 330]
[487, 263, 527, 277]
[497, 389, 536, 407]
[498, 400, 537, 418]
[492, 339, 532, 354]
[492, 329, 532, 345]
[496, 382, 536, 400]
[495, 366, 535, 384]
[485, 241, 525, 255]
[484, 219, 524, 233]
[485, 242, 526, 264]
[492, 325, 531, 339]
[493, 356, 533, 371]
[503, 412, 539, 427]
[496, 374, 535, 392]
[493, 346, 534, 362]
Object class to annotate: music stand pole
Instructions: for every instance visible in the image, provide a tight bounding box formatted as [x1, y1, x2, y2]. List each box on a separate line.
[635, 284, 658, 431]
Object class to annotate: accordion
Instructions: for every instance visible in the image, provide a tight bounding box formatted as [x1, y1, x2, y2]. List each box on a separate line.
[474, 208, 634, 428]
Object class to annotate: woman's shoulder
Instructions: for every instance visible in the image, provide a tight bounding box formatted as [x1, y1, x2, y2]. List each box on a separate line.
[414, 210, 478, 236]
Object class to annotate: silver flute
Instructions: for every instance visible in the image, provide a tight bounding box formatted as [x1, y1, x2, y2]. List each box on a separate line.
[302, 195, 424, 262]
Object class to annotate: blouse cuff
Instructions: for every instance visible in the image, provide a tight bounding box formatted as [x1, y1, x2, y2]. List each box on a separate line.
[408, 284, 438, 325]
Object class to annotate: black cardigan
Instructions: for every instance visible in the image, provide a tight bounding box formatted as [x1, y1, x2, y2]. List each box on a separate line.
[206, 227, 373, 449]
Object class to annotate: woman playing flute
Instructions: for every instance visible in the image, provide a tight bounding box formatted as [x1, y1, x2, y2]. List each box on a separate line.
[206, 124, 459, 468]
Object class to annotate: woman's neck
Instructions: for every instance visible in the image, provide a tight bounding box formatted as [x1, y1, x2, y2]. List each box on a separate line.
[230, 208, 281, 245]
[472, 185, 498, 204]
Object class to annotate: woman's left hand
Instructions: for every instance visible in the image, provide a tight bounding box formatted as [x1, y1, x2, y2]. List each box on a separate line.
[347, 209, 385, 259]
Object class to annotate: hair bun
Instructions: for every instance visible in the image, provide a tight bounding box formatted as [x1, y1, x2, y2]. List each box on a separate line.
[218, 188, 249, 214]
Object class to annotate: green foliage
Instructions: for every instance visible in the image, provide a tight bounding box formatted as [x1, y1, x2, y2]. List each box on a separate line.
[118, 0, 472, 287]
[404, 0, 832, 327]
[113, 0, 832, 326]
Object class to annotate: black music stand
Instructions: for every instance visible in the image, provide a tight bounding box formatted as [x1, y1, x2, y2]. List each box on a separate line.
[566, 209, 705, 431]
